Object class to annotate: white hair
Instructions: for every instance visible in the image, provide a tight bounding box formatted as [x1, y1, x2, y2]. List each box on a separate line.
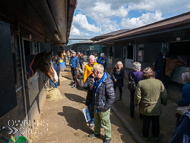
[182, 72, 190, 84]
[115, 61, 123, 68]
[100, 53, 105, 57]
[72, 51, 76, 54]
[89, 55, 95, 60]
[133, 62, 141, 71]
[93, 64, 104, 73]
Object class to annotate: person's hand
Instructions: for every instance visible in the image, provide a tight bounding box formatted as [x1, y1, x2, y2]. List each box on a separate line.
[90, 85, 93, 90]
[76, 67, 77, 69]
[114, 79, 117, 82]
[70, 64, 72, 66]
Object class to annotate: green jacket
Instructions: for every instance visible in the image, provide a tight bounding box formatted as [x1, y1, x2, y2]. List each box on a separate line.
[134, 78, 167, 116]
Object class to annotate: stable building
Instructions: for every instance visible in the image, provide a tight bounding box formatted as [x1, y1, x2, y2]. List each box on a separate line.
[0, 0, 77, 141]
[93, 11, 190, 103]
[63, 39, 103, 55]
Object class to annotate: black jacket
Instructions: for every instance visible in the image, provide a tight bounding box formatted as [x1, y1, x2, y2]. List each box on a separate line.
[93, 73, 115, 112]
[112, 67, 124, 87]
[154, 52, 173, 89]
[83, 74, 94, 106]
[55, 59, 60, 76]
[79, 57, 84, 64]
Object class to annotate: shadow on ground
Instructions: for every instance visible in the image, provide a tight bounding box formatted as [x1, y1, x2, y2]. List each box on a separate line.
[57, 106, 105, 140]
[110, 113, 134, 143]
[65, 93, 86, 104]
[61, 75, 72, 80]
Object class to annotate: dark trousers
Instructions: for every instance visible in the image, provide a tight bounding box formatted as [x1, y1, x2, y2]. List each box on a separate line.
[71, 68, 77, 80]
[130, 92, 142, 118]
[80, 63, 83, 69]
[88, 105, 94, 120]
[143, 115, 160, 138]
[130, 91, 135, 115]
[56, 68, 60, 86]
[114, 87, 122, 95]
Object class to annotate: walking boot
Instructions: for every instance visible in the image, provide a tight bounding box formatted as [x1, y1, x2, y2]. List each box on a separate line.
[88, 133, 100, 138]
[117, 94, 122, 101]
[104, 139, 111, 143]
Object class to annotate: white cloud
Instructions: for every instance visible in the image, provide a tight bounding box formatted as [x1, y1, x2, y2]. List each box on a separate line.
[127, 0, 190, 14]
[74, 0, 190, 35]
[188, 3, 190, 8]
[81, 32, 90, 36]
[92, 2, 128, 18]
[73, 13, 101, 33]
[121, 11, 164, 29]
[76, 1, 129, 33]
[70, 25, 90, 36]
[70, 25, 80, 36]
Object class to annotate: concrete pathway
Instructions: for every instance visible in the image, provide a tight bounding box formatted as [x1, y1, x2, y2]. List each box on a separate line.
[112, 77, 178, 143]
[32, 68, 136, 143]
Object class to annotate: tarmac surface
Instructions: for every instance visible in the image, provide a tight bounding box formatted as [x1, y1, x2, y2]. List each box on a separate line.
[32, 67, 136, 143]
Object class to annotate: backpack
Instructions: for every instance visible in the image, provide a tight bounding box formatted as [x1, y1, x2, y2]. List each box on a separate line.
[128, 72, 140, 92]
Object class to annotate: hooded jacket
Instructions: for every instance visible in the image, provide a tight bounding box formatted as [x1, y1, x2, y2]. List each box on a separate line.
[98, 57, 107, 68]
[70, 56, 79, 68]
[83, 62, 98, 82]
[93, 72, 115, 112]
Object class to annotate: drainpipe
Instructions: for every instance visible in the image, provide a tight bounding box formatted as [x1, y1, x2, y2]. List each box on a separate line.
[134, 40, 137, 62]
[18, 32, 29, 139]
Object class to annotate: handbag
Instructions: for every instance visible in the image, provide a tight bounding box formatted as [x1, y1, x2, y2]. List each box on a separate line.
[176, 105, 190, 115]
[128, 72, 140, 92]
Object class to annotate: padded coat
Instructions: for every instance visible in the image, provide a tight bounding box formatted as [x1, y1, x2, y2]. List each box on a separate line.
[93, 72, 115, 112]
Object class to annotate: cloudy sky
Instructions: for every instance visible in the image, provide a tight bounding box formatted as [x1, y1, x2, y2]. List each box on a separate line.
[70, 0, 190, 39]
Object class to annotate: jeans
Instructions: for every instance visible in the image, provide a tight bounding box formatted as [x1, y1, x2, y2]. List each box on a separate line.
[143, 115, 160, 138]
[94, 108, 111, 140]
[71, 68, 77, 80]
[49, 79, 57, 88]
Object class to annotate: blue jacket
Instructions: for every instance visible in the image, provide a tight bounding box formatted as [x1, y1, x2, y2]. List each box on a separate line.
[54, 62, 57, 71]
[93, 72, 115, 112]
[70, 56, 79, 68]
[98, 57, 107, 68]
[177, 82, 190, 106]
[169, 111, 190, 143]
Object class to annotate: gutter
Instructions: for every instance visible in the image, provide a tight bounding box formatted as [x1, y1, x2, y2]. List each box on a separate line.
[103, 23, 190, 44]
[95, 18, 190, 45]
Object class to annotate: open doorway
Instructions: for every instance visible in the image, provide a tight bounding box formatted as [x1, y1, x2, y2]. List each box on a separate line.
[169, 41, 190, 56]
[24, 40, 35, 56]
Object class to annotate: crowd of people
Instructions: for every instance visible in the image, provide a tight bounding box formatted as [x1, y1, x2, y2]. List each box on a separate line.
[51, 48, 190, 143]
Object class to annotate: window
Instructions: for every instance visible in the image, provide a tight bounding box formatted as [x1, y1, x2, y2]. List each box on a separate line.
[138, 44, 144, 62]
